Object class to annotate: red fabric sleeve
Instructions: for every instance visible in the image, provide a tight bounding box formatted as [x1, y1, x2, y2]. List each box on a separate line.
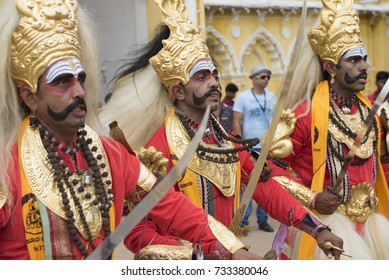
[124, 218, 181, 253]
[122, 126, 221, 255]
[239, 152, 307, 228]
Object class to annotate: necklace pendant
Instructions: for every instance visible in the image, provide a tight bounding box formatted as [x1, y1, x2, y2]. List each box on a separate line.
[341, 106, 351, 114]
[81, 172, 92, 186]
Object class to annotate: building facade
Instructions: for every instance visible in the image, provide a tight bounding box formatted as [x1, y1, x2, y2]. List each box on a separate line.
[80, 0, 389, 100]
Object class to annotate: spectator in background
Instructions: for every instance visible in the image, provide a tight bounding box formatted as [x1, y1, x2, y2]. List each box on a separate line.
[233, 65, 277, 233]
[218, 83, 239, 134]
[368, 71, 389, 104]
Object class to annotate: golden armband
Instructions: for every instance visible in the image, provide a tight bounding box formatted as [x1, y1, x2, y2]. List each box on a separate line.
[272, 176, 316, 208]
[208, 215, 248, 254]
[135, 244, 193, 260]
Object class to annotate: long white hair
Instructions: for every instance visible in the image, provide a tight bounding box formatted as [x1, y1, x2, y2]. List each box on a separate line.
[99, 65, 172, 150]
[284, 35, 323, 117]
[0, 0, 101, 208]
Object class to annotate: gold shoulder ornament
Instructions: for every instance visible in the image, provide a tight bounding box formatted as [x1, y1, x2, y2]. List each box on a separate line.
[263, 109, 296, 158]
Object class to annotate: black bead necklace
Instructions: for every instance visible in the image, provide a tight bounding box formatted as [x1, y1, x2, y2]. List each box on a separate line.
[330, 87, 356, 114]
[30, 115, 114, 259]
[175, 109, 259, 164]
[328, 100, 378, 166]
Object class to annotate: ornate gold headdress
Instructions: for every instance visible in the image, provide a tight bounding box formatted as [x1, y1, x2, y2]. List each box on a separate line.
[149, 0, 212, 92]
[11, 0, 81, 93]
[307, 0, 363, 64]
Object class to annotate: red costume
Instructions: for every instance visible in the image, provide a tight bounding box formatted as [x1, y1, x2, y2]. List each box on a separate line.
[0, 121, 232, 260]
[125, 111, 320, 254]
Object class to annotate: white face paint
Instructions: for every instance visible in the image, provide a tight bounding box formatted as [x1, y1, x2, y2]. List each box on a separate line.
[45, 58, 85, 84]
[189, 59, 217, 78]
[342, 47, 367, 60]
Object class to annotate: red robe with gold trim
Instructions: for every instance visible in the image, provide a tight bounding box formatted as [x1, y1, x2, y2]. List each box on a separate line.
[125, 120, 311, 254]
[0, 136, 225, 259]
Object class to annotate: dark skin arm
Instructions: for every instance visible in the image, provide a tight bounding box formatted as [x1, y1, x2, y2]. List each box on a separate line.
[313, 190, 342, 215]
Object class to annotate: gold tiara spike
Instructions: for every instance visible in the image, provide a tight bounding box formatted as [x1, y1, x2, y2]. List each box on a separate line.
[307, 0, 363, 64]
[149, 0, 212, 92]
[11, 0, 81, 93]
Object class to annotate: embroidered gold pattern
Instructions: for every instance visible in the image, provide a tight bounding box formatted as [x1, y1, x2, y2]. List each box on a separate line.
[328, 104, 375, 158]
[273, 176, 316, 208]
[166, 113, 237, 197]
[135, 244, 193, 260]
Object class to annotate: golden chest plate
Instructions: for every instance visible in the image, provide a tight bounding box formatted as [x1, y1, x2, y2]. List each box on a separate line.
[166, 114, 237, 197]
[21, 125, 112, 240]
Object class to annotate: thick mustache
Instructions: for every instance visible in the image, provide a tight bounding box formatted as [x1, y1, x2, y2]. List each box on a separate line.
[344, 71, 367, 85]
[192, 89, 222, 105]
[48, 98, 87, 122]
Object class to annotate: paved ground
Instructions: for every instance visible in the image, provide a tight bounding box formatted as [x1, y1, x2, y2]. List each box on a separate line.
[114, 208, 280, 260]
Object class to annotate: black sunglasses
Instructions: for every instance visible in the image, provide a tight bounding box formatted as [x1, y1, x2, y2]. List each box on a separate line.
[259, 75, 270, 80]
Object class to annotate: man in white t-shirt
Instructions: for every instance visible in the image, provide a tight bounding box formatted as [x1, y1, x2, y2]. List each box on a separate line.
[232, 65, 277, 233]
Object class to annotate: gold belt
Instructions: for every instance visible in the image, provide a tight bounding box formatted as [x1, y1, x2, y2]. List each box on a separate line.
[336, 183, 378, 224]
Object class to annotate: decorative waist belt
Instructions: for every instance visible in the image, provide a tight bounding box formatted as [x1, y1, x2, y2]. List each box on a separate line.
[337, 183, 377, 224]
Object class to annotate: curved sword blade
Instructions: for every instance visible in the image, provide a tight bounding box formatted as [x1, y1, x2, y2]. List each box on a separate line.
[229, 1, 307, 235]
[87, 106, 211, 260]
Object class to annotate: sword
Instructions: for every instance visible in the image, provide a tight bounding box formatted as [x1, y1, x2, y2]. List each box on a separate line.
[330, 79, 389, 197]
[86, 106, 210, 260]
[229, 1, 307, 235]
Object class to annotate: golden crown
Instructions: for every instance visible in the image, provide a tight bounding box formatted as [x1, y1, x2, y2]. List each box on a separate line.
[11, 0, 81, 93]
[149, 0, 212, 92]
[307, 0, 363, 64]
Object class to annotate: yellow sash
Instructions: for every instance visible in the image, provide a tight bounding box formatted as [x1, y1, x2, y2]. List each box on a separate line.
[18, 117, 116, 259]
[19, 117, 45, 259]
[297, 80, 389, 259]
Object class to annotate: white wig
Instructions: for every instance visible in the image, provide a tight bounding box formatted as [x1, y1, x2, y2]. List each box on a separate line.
[0, 0, 101, 208]
[99, 65, 172, 150]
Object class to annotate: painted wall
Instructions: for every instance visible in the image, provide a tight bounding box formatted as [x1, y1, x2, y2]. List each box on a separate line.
[76, 0, 389, 101]
[78, 0, 148, 103]
[204, 0, 389, 96]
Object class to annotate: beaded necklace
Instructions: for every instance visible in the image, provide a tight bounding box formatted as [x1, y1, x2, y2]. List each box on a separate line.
[328, 98, 378, 166]
[330, 87, 356, 114]
[30, 115, 114, 259]
[175, 109, 259, 164]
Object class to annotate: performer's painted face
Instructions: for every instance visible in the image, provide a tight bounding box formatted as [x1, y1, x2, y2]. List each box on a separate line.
[182, 59, 222, 113]
[35, 58, 88, 132]
[334, 48, 368, 94]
